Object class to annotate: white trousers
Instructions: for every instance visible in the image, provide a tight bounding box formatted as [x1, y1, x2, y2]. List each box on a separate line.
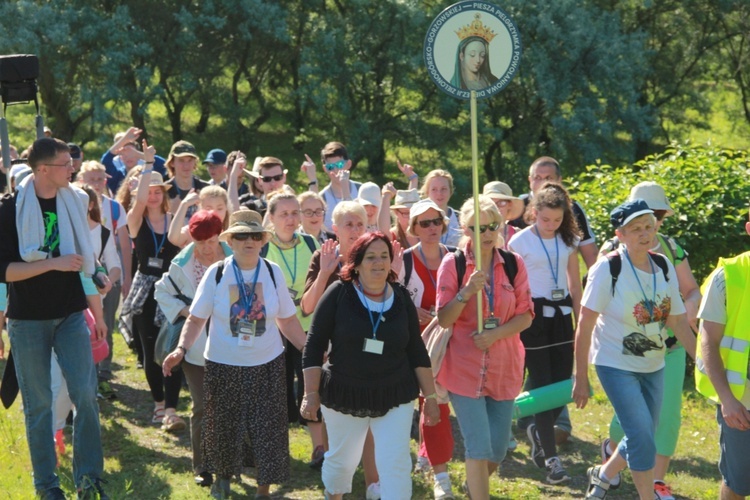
[321, 401, 414, 499]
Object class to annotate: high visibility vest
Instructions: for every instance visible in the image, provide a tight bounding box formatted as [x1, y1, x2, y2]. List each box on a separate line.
[695, 252, 750, 404]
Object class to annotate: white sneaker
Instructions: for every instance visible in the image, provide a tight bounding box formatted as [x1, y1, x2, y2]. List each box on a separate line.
[434, 475, 455, 499]
[366, 482, 381, 500]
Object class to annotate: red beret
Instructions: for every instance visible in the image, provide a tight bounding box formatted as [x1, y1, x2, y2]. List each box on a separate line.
[188, 210, 223, 241]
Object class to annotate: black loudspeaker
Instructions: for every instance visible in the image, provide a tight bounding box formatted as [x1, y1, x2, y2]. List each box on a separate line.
[0, 54, 39, 105]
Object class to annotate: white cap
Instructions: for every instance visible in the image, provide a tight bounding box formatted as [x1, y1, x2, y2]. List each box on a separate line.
[356, 182, 382, 208]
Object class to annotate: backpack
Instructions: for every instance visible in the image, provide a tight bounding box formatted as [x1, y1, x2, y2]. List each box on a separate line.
[260, 233, 317, 259]
[214, 258, 277, 290]
[98, 225, 112, 263]
[402, 247, 518, 290]
[591, 250, 670, 297]
[110, 198, 120, 233]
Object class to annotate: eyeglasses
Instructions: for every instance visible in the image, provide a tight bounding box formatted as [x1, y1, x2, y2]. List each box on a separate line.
[469, 222, 500, 233]
[417, 217, 444, 229]
[45, 161, 73, 169]
[302, 209, 325, 217]
[261, 173, 284, 183]
[325, 160, 346, 172]
[232, 233, 264, 241]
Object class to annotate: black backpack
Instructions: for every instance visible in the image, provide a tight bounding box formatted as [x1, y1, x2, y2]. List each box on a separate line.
[214, 258, 277, 289]
[587, 250, 670, 296]
[402, 247, 519, 289]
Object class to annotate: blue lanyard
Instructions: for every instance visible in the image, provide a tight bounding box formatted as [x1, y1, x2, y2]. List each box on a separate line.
[534, 225, 559, 287]
[357, 281, 388, 339]
[145, 215, 168, 257]
[231, 258, 261, 314]
[275, 235, 298, 284]
[624, 249, 656, 318]
[483, 251, 496, 316]
[417, 243, 444, 291]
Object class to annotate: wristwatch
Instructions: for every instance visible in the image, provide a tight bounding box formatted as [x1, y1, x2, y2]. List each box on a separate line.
[177, 345, 187, 356]
[455, 292, 465, 303]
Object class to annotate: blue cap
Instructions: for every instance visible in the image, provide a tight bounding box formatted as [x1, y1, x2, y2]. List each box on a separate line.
[610, 199, 654, 229]
[202, 148, 227, 164]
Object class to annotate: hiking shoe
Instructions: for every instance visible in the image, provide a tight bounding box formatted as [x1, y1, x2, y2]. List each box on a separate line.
[600, 438, 621, 489]
[585, 466, 610, 499]
[195, 471, 213, 488]
[37, 487, 66, 500]
[545, 456, 570, 484]
[414, 455, 430, 474]
[308, 445, 325, 469]
[365, 482, 381, 500]
[526, 423, 545, 468]
[653, 480, 675, 500]
[97, 381, 116, 400]
[434, 475, 455, 499]
[77, 476, 109, 500]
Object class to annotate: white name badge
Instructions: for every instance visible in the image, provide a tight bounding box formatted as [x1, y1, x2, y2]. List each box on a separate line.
[363, 338, 384, 355]
[147, 257, 163, 269]
[551, 288, 566, 301]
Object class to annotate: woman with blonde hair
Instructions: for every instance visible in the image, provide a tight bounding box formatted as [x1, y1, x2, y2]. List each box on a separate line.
[436, 195, 533, 500]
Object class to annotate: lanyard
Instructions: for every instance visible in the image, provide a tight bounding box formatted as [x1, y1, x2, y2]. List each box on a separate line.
[231, 258, 261, 314]
[624, 249, 656, 318]
[275, 235, 298, 284]
[417, 243, 444, 291]
[534, 225, 559, 287]
[145, 215, 168, 257]
[483, 251, 496, 316]
[357, 281, 388, 339]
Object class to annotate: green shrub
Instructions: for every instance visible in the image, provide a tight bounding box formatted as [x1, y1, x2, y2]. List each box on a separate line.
[570, 143, 750, 282]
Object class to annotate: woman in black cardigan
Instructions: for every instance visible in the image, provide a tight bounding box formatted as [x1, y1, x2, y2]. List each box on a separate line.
[301, 232, 440, 500]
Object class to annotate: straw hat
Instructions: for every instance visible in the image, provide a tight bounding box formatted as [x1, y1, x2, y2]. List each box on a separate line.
[390, 188, 420, 210]
[628, 181, 674, 217]
[219, 209, 272, 243]
[482, 181, 525, 221]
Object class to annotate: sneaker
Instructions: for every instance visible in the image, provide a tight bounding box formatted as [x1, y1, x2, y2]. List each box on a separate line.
[365, 482, 381, 500]
[308, 445, 325, 469]
[77, 476, 109, 500]
[37, 487, 66, 500]
[97, 381, 116, 400]
[194, 471, 213, 488]
[507, 435, 518, 452]
[600, 439, 621, 489]
[433, 475, 455, 499]
[414, 455, 430, 474]
[653, 480, 675, 500]
[545, 456, 570, 484]
[526, 423, 545, 468]
[585, 465, 610, 500]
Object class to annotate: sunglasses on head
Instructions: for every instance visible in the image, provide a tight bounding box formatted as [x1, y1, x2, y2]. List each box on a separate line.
[261, 173, 284, 183]
[325, 160, 346, 172]
[469, 222, 500, 234]
[417, 217, 443, 228]
[232, 232, 264, 241]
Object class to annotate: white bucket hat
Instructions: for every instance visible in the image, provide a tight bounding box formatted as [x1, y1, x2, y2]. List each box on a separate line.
[628, 181, 674, 217]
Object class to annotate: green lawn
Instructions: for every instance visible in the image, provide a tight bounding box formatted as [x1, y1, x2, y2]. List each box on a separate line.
[0, 333, 724, 499]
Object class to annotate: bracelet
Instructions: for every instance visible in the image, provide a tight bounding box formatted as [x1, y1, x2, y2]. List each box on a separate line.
[408, 173, 418, 180]
[424, 393, 438, 400]
[176, 345, 187, 355]
[95, 266, 107, 276]
[144, 161, 155, 164]
[308, 180, 317, 186]
[304, 391, 319, 397]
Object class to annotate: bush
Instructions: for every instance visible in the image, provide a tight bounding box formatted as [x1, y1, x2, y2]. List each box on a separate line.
[570, 142, 750, 282]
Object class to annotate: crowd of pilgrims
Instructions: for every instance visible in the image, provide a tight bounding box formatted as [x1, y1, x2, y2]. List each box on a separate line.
[0, 130, 712, 500]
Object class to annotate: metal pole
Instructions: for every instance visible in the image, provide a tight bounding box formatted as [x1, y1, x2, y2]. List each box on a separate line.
[470, 91, 482, 333]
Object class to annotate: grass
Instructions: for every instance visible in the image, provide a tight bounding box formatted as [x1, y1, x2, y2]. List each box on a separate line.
[0, 332, 725, 499]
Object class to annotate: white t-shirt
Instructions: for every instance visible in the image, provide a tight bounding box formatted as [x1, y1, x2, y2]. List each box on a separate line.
[582, 249, 685, 373]
[441, 207, 462, 248]
[191, 257, 296, 367]
[508, 226, 579, 317]
[90, 224, 120, 275]
[698, 268, 750, 409]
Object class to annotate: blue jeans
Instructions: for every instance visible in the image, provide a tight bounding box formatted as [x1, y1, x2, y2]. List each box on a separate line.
[596, 364, 663, 471]
[449, 392, 514, 464]
[9, 313, 104, 492]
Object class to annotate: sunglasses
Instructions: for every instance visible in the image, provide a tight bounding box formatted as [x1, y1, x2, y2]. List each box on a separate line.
[469, 222, 500, 234]
[261, 173, 284, 183]
[232, 232, 264, 241]
[417, 217, 444, 228]
[325, 160, 346, 172]
[302, 209, 325, 217]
